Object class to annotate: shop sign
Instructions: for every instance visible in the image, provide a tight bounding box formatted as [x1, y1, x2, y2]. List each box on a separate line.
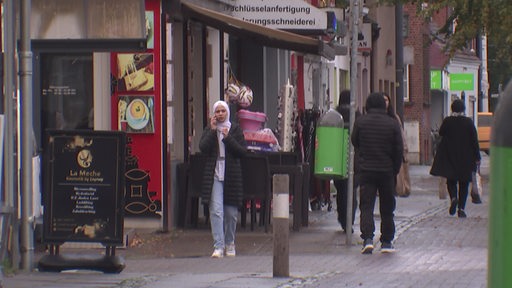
[357, 23, 372, 52]
[32, 0, 145, 40]
[430, 70, 442, 90]
[227, 0, 327, 30]
[31, 0, 146, 51]
[450, 73, 474, 91]
[42, 130, 126, 245]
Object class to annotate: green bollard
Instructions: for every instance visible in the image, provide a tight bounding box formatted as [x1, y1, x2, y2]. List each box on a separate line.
[489, 81, 512, 287]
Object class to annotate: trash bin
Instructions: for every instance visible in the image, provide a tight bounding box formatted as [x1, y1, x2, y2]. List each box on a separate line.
[314, 108, 348, 179]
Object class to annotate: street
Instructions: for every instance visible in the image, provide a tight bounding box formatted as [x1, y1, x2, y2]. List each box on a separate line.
[3, 155, 489, 288]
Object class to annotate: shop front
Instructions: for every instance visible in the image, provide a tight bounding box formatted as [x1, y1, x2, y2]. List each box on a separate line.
[30, 0, 346, 233]
[110, 0, 163, 220]
[166, 0, 348, 228]
[31, 0, 166, 229]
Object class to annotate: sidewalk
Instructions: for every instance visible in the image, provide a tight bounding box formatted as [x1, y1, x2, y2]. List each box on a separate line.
[2, 156, 489, 288]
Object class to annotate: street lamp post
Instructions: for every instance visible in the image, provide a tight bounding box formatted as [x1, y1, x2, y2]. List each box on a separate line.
[346, 0, 360, 246]
[20, 0, 34, 271]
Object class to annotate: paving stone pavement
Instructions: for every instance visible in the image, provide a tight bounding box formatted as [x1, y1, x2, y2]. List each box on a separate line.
[2, 155, 490, 288]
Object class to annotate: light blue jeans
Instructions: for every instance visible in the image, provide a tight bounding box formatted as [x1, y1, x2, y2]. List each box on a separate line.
[210, 177, 238, 250]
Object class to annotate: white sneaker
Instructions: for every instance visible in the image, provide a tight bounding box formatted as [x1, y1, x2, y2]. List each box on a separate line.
[225, 244, 236, 257]
[211, 248, 224, 258]
[380, 242, 396, 253]
[361, 239, 374, 254]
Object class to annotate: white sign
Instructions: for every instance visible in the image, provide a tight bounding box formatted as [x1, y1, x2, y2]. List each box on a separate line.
[225, 0, 327, 30]
[357, 23, 372, 52]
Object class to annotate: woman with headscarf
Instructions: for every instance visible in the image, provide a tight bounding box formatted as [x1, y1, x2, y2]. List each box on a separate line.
[430, 99, 481, 217]
[199, 100, 247, 258]
[383, 92, 410, 197]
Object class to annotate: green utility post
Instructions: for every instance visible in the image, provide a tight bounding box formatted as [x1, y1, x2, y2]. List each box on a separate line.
[489, 81, 512, 287]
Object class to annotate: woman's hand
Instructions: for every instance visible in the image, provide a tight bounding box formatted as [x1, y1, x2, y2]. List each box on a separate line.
[210, 116, 217, 130]
[220, 127, 229, 137]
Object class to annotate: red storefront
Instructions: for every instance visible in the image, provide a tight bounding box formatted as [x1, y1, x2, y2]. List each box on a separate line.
[110, 0, 164, 219]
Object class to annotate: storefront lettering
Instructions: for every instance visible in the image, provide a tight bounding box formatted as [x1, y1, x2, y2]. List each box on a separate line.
[70, 187, 98, 215]
[66, 169, 104, 182]
[227, 0, 327, 30]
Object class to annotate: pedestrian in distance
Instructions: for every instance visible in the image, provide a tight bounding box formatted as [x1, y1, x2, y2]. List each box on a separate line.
[334, 90, 361, 233]
[199, 100, 247, 258]
[383, 92, 411, 197]
[351, 92, 403, 254]
[430, 99, 481, 218]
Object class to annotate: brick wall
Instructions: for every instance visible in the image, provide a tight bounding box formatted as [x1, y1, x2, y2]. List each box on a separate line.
[403, 4, 432, 164]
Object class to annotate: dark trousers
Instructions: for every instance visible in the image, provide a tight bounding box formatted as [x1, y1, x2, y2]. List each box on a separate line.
[359, 171, 396, 243]
[334, 175, 359, 230]
[446, 179, 469, 210]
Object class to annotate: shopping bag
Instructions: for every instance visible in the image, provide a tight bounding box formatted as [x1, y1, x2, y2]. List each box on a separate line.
[471, 170, 483, 204]
[438, 177, 448, 199]
[396, 161, 411, 197]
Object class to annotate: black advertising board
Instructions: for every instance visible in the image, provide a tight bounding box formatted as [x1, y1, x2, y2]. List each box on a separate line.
[43, 130, 126, 245]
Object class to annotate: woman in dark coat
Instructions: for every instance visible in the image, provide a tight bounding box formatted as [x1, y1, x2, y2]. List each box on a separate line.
[199, 100, 247, 258]
[383, 92, 410, 197]
[430, 99, 481, 217]
[334, 90, 360, 232]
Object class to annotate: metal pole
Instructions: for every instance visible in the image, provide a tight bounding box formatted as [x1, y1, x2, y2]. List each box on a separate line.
[20, 0, 34, 271]
[480, 34, 489, 112]
[3, 0, 19, 268]
[395, 4, 404, 121]
[346, 0, 360, 246]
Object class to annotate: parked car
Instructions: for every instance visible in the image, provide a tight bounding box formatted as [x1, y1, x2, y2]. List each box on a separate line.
[477, 112, 493, 154]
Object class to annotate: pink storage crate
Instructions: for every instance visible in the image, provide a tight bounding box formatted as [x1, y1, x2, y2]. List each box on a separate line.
[237, 109, 266, 131]
[243, 130, 278, 144]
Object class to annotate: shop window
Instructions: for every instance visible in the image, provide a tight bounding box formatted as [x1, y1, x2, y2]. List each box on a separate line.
[40, 53, 93, 132]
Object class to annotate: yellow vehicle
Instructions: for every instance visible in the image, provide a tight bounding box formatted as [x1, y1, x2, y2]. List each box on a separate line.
[477, 112, 493, 154]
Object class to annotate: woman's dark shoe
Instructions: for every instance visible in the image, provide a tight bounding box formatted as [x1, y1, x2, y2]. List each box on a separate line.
[472, 195, 482, 204]
[341, 226, 355, 234]
[457, 209, 467, 218]
[449, 198, 457, 216]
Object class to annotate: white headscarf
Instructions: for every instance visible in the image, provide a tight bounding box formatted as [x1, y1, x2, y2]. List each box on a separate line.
[212, 100, 231, 180]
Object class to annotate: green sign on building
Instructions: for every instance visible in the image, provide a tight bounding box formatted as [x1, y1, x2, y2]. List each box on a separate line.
[430, 70, 442, 89]
[450, 73, 474, 91]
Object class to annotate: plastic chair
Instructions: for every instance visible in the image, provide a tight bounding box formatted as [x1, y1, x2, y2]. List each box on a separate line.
[241, 154, 271, 232]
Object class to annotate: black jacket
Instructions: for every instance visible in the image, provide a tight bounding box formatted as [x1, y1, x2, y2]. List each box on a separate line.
[199, 123, 247, 207]
[351, 108, 403, 175]
[430, 115, 480, 182]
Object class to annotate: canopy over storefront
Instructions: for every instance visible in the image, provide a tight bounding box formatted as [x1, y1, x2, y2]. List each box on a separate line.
[30, 0, 147, 51]
[180, 1, 336, 60]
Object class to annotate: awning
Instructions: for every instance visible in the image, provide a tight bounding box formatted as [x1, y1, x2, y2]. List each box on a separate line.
[181, 1, 335, 60]
[31, 0, 147, 52]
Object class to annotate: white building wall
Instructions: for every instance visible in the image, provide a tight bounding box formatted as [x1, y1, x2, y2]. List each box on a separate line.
[445, 59, 480, 122]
